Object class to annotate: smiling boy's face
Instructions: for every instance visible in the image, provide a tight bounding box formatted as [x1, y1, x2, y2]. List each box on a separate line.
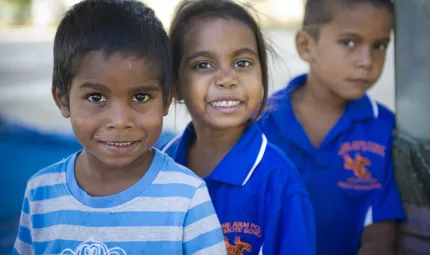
[53, 51, 168, 169]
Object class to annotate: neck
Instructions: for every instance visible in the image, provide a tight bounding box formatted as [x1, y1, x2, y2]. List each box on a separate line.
[191, 121, 247, 158]
[76, 149, 153, 182]
[297, 73, 348, 112]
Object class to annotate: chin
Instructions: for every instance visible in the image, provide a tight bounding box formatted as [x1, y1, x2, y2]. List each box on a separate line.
[209, 118, 250, 130]
[342, 91, 367, 101]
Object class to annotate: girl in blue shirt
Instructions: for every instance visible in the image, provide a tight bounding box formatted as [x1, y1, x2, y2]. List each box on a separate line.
[163, 0, 316, 254]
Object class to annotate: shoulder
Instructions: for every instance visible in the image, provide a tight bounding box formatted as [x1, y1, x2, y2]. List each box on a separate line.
[161, 134, 181, 155]
[255, 141, 308, 197]
[157, 151, 206, 191]
[25, 153, 74, 195]
[374, 101, 395, 128]
[362, 97, 395, 145]
[264, 87, 290, 115]
[258, 88, 292, 130]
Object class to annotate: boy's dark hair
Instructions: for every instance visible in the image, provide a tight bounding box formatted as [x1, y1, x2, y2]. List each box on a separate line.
[303, 0, 394, 39]
[53, 0, 171, 107]
[169, 0, 270, 121]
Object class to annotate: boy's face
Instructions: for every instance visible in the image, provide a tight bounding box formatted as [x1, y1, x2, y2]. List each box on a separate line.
[179, 18, 263, 130]
[298, 3, 393, 100]
[54, 51, 168, 169]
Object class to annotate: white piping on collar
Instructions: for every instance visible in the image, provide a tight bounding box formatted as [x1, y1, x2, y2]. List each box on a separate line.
[161, 135, 181, 153]
[366, 94, 379, 119]
[162, 132, 268, 187]
[242, 134, 268, 186]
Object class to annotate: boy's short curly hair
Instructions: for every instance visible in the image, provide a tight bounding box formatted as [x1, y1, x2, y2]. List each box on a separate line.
[53, 0, 172, 106]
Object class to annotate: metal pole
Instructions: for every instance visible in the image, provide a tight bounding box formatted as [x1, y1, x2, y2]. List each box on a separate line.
[393, 0, 430, 253]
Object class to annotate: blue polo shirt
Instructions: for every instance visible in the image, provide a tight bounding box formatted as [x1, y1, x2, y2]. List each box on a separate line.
[163, 122, 316, 255]
[258, 74, 406, 255]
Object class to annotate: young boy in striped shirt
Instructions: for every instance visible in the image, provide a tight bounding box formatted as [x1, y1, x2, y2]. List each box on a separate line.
[12, 1, 226, 254]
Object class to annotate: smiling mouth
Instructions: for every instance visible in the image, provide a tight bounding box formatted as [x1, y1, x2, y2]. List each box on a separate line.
[104, 141, 138, 147]
[210, 100, 241, 107]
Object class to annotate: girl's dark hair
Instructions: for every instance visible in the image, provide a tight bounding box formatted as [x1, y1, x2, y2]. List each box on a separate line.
[169, 0, 270, 121]
[303, 0, 394, 39]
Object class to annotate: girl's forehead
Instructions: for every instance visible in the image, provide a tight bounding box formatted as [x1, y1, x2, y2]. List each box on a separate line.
[182, 17, 258, 56]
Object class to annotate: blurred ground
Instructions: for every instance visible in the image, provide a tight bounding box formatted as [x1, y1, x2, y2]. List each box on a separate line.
[0, 27, 395, 134]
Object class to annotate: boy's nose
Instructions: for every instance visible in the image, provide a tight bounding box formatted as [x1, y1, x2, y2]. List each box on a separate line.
[356, 48, 373, 70]
[106, 102, 134, 130]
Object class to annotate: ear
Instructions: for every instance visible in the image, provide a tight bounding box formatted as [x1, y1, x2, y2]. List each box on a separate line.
[163, 89, 173, 116]
[295, 30, 315, 63]
[52, 84, 70, 118]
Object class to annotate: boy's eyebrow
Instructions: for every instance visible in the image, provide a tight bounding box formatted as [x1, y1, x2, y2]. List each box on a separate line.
[130, 84, 161, 94]
[79, 82, 109, 92]
[338, 32, 391, 42]
[232, 47, 258, 58]
[79, 83, 161, 94]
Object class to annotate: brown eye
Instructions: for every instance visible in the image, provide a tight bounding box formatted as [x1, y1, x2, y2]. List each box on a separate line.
[234, 59, 252, 68]
[374, 43, 388, 51]
[87, 93, 106, 102]
[341, 40, 355, 48]
[194, 62, 213, 69]
[132, 93, 150, 103]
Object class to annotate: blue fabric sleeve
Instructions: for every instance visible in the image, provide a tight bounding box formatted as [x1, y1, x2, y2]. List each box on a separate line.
[12, 188, 34, 255]
[371, 149, 406, 223]
[182, 183, 227, 255]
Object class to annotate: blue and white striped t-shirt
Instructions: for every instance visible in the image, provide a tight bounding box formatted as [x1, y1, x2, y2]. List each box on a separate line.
[12, 149, 227, 255]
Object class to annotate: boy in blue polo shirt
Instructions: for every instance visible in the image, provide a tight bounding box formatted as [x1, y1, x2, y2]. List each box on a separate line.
[259, 0, 405, 254]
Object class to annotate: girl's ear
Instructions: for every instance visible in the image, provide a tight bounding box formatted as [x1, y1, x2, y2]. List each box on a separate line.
[52, 84, 70, 118]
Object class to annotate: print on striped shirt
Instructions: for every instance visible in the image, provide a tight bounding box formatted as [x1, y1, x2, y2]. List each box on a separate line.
[60, 241, 127, 255]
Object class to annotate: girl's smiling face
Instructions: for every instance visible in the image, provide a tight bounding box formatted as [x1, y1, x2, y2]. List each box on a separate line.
[179, 17, 263, 130]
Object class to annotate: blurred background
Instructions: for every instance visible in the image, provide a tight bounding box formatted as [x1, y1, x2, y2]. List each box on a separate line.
[0, 1, 402, 253]
[0, 0, 395, 134]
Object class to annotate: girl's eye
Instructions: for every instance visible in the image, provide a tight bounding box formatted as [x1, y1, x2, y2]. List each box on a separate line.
[194, 62, 213, 69]
[132, 93, 150, 103]
[234, 60, 252, 68]
[341, 40, 355, 48]
[87, 94, 106, 102]
[374, 43, 388, 51]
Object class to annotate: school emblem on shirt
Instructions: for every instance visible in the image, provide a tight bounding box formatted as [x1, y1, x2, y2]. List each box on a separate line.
[224, 236, 252, 255]
[337, 140, 384, 190]
[60, 241, 127, 255]
[337, 152, 381, 190]
[222, 221, 261, 254]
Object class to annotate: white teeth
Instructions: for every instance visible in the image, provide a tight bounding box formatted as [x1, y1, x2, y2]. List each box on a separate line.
[106, 142, 133, 147]
[210, 100, 240, 107]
